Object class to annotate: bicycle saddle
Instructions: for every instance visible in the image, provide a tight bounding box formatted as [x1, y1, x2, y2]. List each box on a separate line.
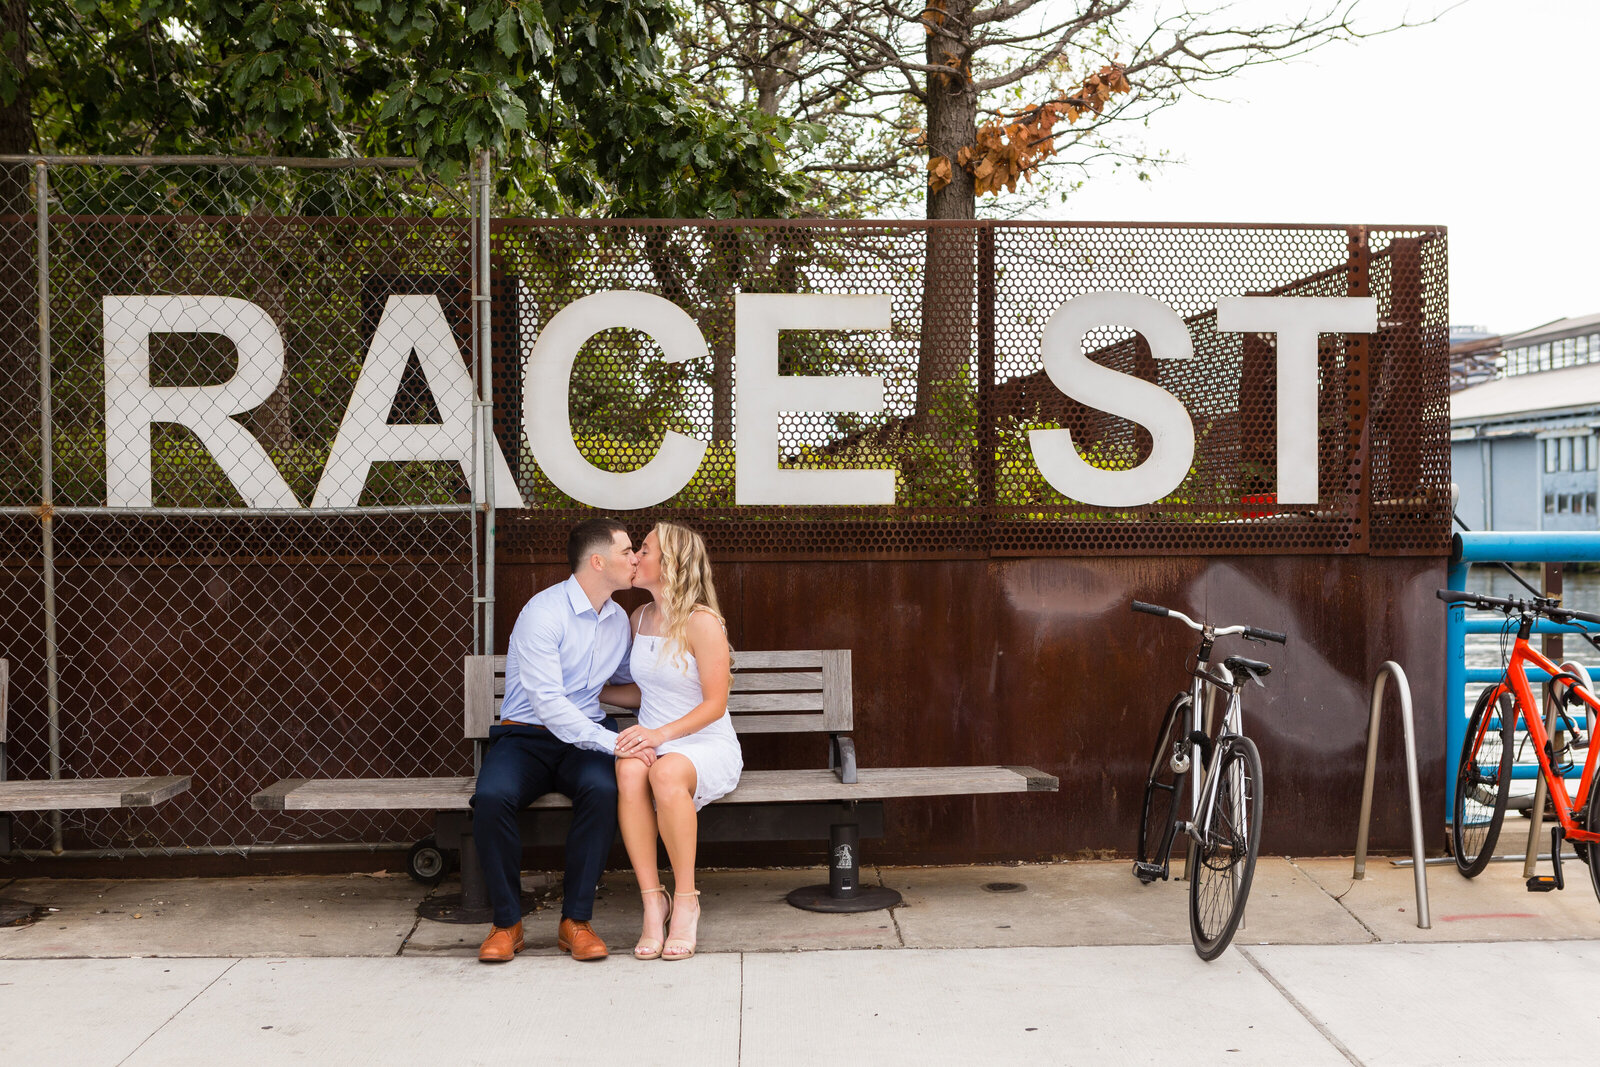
[1223, 656, 1272, 685]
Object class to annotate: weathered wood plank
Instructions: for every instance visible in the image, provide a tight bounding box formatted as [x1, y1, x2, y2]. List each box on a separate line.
[727, 692, 826, 713]
[729, 672, 824, 692]
[250, 778, 310, 811]
[0, 776, 192, 812]
[821, 649, 852, 732]
[1005, 765, 1062, 792]
[724, 650, 825, 669]
[720, 766, 1056, 803]
[250, 765, 1057, 812]
[464, 657, 495, 739]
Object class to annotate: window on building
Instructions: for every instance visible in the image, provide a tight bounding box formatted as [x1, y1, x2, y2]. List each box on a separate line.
[1581, 336, 1590, 359]
[1546, 493, 1558, 514]
[1565, 337, 1578, 365]
[1560, 437, 1573, 470]
[1589, 435, 1598, 471]
[1542, 343, 1553, 370]
[1560, 494, 1571, 514]
[1546, 438, 1558, 472]
[1588, 492, 1597, 515]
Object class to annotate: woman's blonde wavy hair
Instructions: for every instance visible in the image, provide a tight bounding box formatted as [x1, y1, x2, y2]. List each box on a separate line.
[652, 522, 730, 670]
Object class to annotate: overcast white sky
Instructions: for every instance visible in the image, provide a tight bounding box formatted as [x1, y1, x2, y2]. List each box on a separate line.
[1052, 0, 1590, 335]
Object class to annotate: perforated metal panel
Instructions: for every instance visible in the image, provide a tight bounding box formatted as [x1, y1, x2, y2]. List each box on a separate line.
[492, 219, 1449, 560]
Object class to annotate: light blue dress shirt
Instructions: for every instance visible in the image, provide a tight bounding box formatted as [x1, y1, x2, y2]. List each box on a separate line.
[498, 575, 633, 755]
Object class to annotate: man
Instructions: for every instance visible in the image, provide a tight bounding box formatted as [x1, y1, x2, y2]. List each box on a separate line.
[472, 517, 652, 963]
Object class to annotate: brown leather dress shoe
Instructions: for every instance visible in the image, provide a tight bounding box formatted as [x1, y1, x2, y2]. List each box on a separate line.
[557, 917, 608, 961]
[478, 921, 525, 963]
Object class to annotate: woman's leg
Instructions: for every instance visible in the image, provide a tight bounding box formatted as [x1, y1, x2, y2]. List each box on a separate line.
[616, 758, 668, 945]
[649, 754, 701, 954]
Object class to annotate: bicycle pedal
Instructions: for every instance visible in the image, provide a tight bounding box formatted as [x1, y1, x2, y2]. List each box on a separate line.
[1526, 876, 1560, 892]
[1132, 861, 1167, 884]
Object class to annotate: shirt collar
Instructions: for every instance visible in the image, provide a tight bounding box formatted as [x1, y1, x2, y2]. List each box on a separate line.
[563, 574, 620, 620]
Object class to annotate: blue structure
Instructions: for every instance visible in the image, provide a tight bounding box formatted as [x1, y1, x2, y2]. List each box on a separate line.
[1445, 531, 1600, 816]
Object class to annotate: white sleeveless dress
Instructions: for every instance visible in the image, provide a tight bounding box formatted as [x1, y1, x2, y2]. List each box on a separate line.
[631, 623, 743, 810]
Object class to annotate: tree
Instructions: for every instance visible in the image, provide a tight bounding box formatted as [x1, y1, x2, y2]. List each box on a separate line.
[675, 1, 1424, 221]
[3, 1, 818, 217]
[673, 2, 1426, 427]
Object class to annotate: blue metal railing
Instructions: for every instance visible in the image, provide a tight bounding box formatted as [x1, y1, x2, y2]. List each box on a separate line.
[1445, 531, 1600, 816]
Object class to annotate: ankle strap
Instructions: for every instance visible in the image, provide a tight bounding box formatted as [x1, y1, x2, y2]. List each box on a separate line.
[674, 889, 700, 897]
[641, 885, 668, 896]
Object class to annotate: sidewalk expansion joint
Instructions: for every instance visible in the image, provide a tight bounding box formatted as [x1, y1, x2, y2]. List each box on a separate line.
[876, 867, 907, 947]
[397, 909, 424, 956]
[1291, 856, 1381, 943]
[1238, 947, 1365, 1067]
[115, 957, 241, 1067]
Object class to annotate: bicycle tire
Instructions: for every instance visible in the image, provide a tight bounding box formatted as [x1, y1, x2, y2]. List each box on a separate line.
[1453, 685, 1514, 878]
[1189, 735, 1262, 961]
[1587, 760, 1600, 906]
[1135, 693, 1191, 881]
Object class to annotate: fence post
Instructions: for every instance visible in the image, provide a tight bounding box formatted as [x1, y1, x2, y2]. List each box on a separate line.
[477, 150, 495, 664]
[34, 159, 62, 853]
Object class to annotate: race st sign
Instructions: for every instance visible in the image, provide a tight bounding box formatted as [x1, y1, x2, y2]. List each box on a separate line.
[101, 291, 1376, 510]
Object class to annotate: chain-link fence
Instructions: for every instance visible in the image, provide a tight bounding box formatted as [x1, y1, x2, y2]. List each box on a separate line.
[1, 158, 487, 855]
[0, 159, 1450, 856]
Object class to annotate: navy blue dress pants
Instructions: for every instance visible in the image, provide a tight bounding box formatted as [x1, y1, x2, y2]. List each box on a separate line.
[470, 721, 618, 929]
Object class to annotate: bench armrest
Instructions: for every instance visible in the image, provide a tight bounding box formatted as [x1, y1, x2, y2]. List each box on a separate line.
[829, 734, 857, 784]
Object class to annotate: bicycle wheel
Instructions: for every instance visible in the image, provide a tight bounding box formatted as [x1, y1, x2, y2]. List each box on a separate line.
[1189, 735, 1262, 961]
[1586, 764, 1600, 906]
[1135, 693, 1191, 881]
[1453, 685, 1514, 878]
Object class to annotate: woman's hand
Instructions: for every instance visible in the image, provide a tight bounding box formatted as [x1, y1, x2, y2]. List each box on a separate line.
[616, 725, 665, 758]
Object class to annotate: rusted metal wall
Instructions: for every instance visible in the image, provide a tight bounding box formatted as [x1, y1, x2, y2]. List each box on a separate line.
[501, 554, 1445, 861]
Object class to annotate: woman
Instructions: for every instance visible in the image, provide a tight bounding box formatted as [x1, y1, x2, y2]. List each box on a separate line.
[612, 522, 741, 961]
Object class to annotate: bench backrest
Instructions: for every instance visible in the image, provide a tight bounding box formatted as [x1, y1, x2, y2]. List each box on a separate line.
[463, 649, 851, 740]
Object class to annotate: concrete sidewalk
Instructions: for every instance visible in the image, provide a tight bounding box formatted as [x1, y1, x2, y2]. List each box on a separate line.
[2, 853, 1599, 1065]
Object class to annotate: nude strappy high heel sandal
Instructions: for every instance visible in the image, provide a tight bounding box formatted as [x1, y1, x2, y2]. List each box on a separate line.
[634, 885, 672, 960]
[663, 889, 700, 961]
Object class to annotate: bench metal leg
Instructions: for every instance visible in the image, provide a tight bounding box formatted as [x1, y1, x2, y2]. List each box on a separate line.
[416, 819, 543, 925]
[786, 822, 903, 913]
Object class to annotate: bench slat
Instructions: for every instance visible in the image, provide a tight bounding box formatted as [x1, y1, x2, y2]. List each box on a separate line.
[490, 668, 826, 699]
[730, 672, 824, 692]
[250, 765, 1056, 811]
[0, 775, 192, 812]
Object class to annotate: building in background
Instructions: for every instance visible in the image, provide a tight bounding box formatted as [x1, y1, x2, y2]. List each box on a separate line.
[1451, 315, 1600, 531]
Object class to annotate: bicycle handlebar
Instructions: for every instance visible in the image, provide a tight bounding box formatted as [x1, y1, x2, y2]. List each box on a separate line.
[1436, 588, 1600, 628]
[1129, 601, 1288, 644]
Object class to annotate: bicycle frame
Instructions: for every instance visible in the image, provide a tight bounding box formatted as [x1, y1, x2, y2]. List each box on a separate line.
[1179, 660, 1244, 852]
[1484, 624, 1600, 846]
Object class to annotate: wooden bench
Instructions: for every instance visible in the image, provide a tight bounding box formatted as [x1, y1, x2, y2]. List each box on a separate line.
[0, 659, 193, 854]
[254, 650, 1056, 915]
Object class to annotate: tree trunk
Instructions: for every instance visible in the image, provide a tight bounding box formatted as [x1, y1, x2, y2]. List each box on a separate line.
[0, 0, 37, 504]
[914, 0, 978, 431]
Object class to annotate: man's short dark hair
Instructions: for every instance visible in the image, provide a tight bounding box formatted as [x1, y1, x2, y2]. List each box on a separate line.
[568, 518, 630, 573]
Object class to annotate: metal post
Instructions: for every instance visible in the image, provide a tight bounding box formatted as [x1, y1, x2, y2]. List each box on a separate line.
[35, 161, 62, 853]
[1353, 662, 1430, 929]
[1525, 563, 1565, 877]
[1444, 556, 1470, 816]
[477, 150, 495, 663]
[466, 163, 482, 663]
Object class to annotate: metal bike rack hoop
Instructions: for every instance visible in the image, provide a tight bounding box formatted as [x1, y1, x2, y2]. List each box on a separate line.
[1353, 661, 1431, 929]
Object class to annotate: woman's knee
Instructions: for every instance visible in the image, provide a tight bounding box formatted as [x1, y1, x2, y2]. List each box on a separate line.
[615, 759, 650, 797]
[648, 761, 695, 804]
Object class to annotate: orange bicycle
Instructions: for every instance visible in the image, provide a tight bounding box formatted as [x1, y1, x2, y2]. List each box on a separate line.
[1437, 589, 1600, 902]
